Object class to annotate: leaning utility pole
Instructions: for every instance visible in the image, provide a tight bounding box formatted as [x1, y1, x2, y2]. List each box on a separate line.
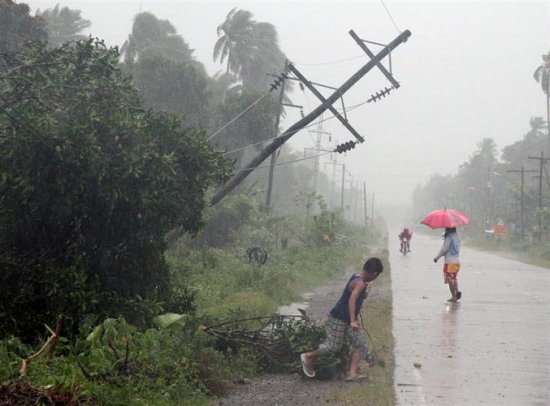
[528, 152, 550, 241]
[211, 29, 411, 205]
[508, 166, 537, 241]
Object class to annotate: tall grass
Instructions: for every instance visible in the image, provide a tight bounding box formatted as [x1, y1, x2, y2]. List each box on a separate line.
[469, 236, 550, 269]
[167, 231, 368, 320]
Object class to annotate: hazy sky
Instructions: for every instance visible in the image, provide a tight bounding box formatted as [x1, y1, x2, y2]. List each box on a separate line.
[23, 0, 550, 206]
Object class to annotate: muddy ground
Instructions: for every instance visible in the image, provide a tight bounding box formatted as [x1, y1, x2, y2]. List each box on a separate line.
[212, 259, 391, 406]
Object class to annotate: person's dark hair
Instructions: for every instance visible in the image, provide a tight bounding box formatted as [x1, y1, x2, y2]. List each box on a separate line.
[363, 257, 383, 274]
[444, 227, 457, 237]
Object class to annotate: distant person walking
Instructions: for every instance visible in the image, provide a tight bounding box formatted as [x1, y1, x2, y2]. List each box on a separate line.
[433, 227, 462, 302]
[300, 257, 384, 382]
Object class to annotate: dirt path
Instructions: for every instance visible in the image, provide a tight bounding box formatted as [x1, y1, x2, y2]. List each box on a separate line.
[212, 252, 392, 406]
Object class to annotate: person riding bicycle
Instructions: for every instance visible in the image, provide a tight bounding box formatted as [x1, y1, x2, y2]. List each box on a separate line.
[399, 228, 413, 253]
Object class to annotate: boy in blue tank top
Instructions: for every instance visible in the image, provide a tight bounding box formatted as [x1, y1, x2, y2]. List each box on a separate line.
[300, 257, 384, 381]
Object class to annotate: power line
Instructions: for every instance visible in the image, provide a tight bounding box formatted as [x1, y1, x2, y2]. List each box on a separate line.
[221, 99, 368, 155]
[294, 54, 366, 67]
[222, 98, 373, 155]
[237, 150, 333, 171]
[380, 0, 402, 34]
[223, 137, 278, 155]
[207, 91, 271, 142]
[211, 28, 411, 205]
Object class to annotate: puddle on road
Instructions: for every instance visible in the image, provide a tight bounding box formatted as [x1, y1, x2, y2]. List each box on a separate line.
[277, 292, 314, 316]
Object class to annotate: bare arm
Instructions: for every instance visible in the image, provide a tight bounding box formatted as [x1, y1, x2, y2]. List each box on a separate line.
[348, 280, 365, 331]
[434, 237, 451, 262]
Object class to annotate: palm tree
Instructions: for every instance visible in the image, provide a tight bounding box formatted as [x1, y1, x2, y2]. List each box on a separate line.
[529, 116, 546, 134]
[240, 22, 285, 91]
[121, 12, 200, 69]
[534, 52, 550, 95]
[210, 71, 242, 104]
[214, 8, 286, 92]
[533, 51, 550, 155]
[213, 8, 255, 75]
[0, 1, 47, 55]
[36, 4, 90, 48]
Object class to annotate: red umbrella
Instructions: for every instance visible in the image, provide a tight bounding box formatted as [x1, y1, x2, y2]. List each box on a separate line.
[421, 208, 469, 229]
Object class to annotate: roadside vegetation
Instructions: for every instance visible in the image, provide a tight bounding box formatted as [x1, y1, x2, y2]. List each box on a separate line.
[0, 3, 394, 405]
[413, 50, 550, 252]
[468, 236, 550, 269]
[0, 193, 381, 405]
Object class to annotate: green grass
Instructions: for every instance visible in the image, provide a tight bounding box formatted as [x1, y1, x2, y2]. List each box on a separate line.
[469, 236, 550, 269]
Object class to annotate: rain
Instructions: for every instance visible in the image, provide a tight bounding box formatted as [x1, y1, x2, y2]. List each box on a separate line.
[1, 1, 549, 404]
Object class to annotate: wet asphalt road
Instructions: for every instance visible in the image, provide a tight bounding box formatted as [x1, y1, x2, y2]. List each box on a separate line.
[390, 232, 550, 406]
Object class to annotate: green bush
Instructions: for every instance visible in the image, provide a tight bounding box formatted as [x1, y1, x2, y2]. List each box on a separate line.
[0, 39, 230, 340]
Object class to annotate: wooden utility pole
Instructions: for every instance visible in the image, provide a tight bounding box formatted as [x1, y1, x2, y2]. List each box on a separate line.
[363, 181, 368, 228]
[341, 164, 346, 213]
[508, 166, 537, 240]
[304, 121, 331, 195]
[311, 118, 331, 194]
[265, 60, 288, 209]
[371, 192, 375, 225]
[547, 95, 550, 157]
[325, 161, 346, 212]
[527, 152, 549, 241]
[351, 180, 359, 223]
[211, 29, 411, 205]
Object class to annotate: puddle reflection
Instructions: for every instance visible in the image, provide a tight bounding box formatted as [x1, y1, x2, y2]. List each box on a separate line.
[441, 302, 459, 348]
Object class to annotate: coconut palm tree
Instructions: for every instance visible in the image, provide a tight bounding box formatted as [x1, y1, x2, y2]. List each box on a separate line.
[240, 21, 286, 92]
[213, 8, 255, 75]
[534, 51, 550, 155]
[534, 52, 550, 95]
[210, 71, 242, 104]
[0, 0, 47, 55]
[214, 8, 287, 92]
[36, 4, 90, 48]
[529, 116, 546, 134]
[121, 12, 200, 70]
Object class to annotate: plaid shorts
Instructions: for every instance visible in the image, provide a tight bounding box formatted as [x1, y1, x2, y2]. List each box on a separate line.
[319, 315, 369, 358]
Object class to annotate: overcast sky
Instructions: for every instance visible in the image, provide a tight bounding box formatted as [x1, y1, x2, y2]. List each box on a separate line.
[23, 0, 550, 206]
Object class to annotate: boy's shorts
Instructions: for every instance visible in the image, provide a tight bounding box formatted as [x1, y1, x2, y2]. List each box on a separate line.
[319, 315, 368, 358]
[443, 263, 460, 284]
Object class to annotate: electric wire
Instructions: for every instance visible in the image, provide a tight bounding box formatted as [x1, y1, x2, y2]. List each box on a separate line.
[380, 0, 402, 34]
[223, 137, 278, 156]
[207, 91, 271, 141]
[294, 54, 367, 67]
[236, 150, 334, 172]
[300, 87, 320, 144]
[221, 98, 371, 155]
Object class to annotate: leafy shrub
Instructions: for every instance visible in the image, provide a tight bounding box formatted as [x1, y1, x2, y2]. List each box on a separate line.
[0, 39, 230, 340]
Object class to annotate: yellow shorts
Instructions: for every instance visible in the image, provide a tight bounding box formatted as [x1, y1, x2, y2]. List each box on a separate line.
[443, 263, 460, 284]
[444, 263, 460, 273]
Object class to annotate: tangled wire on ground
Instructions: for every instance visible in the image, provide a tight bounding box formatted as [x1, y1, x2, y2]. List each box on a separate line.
[201, 311, 350, 379]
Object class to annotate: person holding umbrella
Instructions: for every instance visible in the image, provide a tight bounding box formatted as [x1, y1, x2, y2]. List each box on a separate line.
[433, 227, 462, 302]
[421, 208, 469, 303]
